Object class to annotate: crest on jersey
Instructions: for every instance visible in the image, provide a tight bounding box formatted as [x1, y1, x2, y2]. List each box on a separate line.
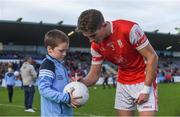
[117, 39, 123, 48]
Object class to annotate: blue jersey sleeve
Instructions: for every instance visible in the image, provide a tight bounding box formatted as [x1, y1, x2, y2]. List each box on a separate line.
[38, 59, 70, 104]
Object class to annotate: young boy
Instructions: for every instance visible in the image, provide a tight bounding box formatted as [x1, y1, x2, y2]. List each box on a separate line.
[38, 29, 80, 116]
[5, 66, 16, 103]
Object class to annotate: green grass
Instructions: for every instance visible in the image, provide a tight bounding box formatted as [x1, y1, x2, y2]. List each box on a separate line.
[0, 83, 180, 116]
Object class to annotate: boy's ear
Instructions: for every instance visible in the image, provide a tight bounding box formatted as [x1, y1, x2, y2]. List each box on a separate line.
[47, 46, 52, 53]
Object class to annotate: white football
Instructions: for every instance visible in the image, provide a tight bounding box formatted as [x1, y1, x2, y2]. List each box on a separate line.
[63, 82, 89, 107]
[14, 71, 20, 76]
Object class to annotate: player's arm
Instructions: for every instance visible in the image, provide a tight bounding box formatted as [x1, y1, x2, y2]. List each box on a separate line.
[129, 24, 158, 87]
[135, 43, 158, 105]
[81, 64, 102, 86]
[138, 43, 158, 87]
[129, 24, 158, 105]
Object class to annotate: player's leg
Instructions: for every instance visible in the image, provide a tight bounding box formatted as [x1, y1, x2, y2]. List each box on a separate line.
[137, 82, 158, 116]
[105, 78, 111, 89]
[10, 86, 13, 102]
[7, 85, 11, 102]
[102, 80, 106, 89]
[114, 82, 136, 116]
[139, 111, 155, 116]
[116, 109, 134, 116]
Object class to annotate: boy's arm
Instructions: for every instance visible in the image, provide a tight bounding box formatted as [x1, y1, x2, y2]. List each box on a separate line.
[38, 72, 70, 104]
[38, 59, 70, 104]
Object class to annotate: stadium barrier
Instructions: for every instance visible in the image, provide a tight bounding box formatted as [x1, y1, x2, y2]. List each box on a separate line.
[174, 76, 180, 82]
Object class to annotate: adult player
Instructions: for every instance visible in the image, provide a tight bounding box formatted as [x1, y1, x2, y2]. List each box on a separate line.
[76, 9, 158, 116]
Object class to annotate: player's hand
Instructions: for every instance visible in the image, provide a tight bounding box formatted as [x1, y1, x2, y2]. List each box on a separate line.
[68, 87, 82, 108]
[70, 76, 83, 82]
[134, 93, 149, 105]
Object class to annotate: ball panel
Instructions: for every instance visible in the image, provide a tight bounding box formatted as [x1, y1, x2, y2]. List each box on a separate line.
[63, 82, 89, 107]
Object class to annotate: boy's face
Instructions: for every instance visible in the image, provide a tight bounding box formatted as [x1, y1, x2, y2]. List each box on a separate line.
[48, 42, 69, 61]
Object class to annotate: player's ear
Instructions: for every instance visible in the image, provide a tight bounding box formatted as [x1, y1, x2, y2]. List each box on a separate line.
[102, 22, 107, 27]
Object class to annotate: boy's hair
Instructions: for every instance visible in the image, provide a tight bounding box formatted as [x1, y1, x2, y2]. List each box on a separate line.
[77, 9, 104, 33]
[44, 29, 69, 49]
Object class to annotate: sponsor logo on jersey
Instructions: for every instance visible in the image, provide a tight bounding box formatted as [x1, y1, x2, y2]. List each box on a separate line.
[136, 35, 147, 46]
[117, 39, 123, 48]
[114, 56, 124, 64]
[57, 75, 63, 80]
[135, 28, 143, 38]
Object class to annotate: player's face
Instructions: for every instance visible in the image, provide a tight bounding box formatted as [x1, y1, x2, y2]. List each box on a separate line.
[83, 23, 108, 43]
[48, 42, 69, 61]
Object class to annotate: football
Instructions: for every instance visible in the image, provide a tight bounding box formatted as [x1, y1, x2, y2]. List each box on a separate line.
[63, 81, 89, 107]
[14, 71, 20, 76]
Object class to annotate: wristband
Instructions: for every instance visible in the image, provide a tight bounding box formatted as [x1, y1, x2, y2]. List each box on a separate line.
[140, 85, 152, 94]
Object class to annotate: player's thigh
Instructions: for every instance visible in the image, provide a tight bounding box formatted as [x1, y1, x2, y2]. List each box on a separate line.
[114, 82, 136, 111]
[139, 111, 156, 116]
[137, 82, 158, 112]
[116, 109, 135, 116]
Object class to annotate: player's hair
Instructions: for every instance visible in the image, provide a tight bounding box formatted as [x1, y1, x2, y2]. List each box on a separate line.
[77, 9, 105, 33]
[44, 29, 69, 49]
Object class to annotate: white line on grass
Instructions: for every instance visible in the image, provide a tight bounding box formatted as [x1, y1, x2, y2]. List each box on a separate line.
[74, 112, 96, 116]
[0, 104, 37, 110]
[0, 104, 95, 116]
[0, 103, 24, 108]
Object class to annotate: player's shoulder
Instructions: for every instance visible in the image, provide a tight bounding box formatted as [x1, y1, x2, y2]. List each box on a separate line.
[91, 42, 101, 53]
[112, 19, 137, 25]
[39, 59, 55, 72]
[112, 19, 138, 33]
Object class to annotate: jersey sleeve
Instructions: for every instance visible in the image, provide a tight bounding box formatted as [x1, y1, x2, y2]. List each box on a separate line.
[38, 59, 70, 104]
[129, 24, 149, 50]
[91, 44, 104, 65]
[39, 59, 55, 79]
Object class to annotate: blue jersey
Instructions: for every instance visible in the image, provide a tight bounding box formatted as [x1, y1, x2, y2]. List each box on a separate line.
[38, 55, 72, 116]
[5, 72, 16, 86]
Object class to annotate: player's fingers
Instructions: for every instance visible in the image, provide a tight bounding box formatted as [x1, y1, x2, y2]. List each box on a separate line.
[137, 99, 147, 105]
[134, 96, 139, 104]
[70, 77, 76, 82]
[134, 99, 138, 103]
[136, 99, 142, 105]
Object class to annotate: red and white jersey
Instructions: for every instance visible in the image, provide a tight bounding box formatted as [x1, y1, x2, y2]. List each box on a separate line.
[91, 20, 149, 84]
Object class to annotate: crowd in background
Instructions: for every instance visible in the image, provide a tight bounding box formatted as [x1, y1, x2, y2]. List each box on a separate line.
[0, 50, 180, 87]
[157, 57, 180, 83]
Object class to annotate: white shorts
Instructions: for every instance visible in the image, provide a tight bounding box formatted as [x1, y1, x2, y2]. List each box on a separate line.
[114, 82, 158, 112]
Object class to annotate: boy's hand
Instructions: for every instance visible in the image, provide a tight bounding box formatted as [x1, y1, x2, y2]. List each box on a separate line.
[68, 87, 82, 108]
